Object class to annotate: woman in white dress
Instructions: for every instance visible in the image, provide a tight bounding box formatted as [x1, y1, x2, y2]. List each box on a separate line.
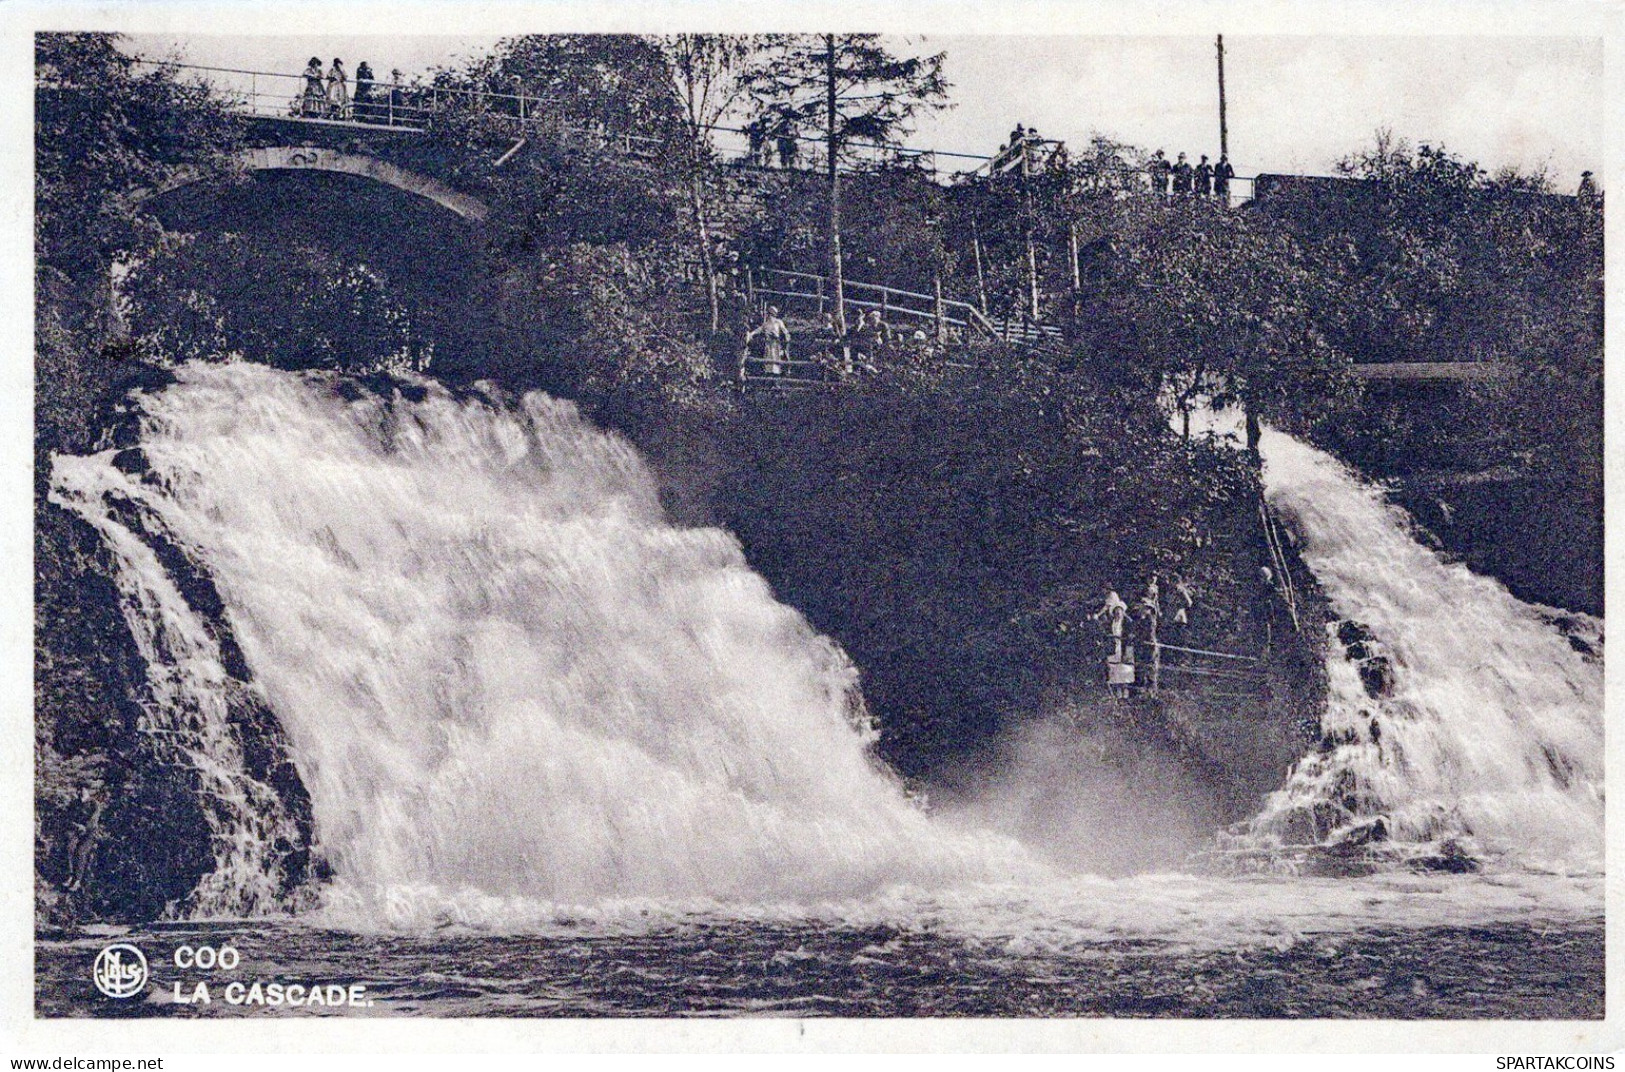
[325, 58, 350, 120]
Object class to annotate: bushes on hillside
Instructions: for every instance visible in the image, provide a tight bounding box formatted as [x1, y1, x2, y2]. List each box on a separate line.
[717, 360, 1260, 775]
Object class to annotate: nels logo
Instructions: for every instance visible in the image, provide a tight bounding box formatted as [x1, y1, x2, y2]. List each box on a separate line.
[92, 943, 148, 999]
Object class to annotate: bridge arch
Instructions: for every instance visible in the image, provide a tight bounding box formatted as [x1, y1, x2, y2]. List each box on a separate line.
[141, 146, 491, 223]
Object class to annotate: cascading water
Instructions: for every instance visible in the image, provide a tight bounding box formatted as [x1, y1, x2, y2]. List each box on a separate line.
[50, 455, 308, 916]
[1236, 429, 1604, 871]
[51, 361, 1041, 925]
[47, 364, 1605, 948]
[38, 365, 1607, 1016]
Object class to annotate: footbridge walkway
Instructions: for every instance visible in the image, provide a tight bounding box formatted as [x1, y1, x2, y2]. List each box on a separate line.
[736, 264, 1512, 389]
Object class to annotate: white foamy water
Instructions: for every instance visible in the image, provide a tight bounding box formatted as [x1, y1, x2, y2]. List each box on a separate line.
[50, 456, 305, 917]
[52, 362, 1042, 924]
[1240, 430, 1604, 870]
[48, 365, 1603, 940]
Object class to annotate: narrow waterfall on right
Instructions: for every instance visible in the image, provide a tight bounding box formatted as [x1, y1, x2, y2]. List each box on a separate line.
[1233, 428, 1603, 873]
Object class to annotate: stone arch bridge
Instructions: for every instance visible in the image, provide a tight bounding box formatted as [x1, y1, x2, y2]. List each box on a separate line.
[143, 145, 490, 222]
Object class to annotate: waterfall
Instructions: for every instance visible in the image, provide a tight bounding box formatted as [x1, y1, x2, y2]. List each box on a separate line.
[1238, 430, 1603, 871]
[50, 454, 309, 916]
[51, 361, 1038, 923]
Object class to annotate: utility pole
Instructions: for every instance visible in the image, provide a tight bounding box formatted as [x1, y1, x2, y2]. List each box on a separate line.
[826, 34, 847, 337]
[1020, 136, 1040, 321]
[1216, 34, 1229, 160]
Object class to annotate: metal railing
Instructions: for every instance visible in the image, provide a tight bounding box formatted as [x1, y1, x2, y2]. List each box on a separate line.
[737, 266, 1079, 387]
[130, 59, 666, 157]
[1260, 500, 1303, 634]
[130, 61, 1274, 198]
[1148, 639, 1268, 698]
[746, 266, 1001, 343]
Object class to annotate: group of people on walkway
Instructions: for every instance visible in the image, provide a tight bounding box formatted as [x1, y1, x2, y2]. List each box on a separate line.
[992, 123, 1049, 174]
[741, 305, 949, 381]
[1092, 574, 1198, 695]
[298, 57, 402, 123]
[1146, 149, 1235, 201]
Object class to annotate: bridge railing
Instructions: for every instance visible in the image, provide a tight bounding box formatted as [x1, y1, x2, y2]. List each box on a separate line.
[131, 59, 666, 157]
[130, 60, 1277, 200]
[137, 60, 435, 130]
[746, 267, 1002, 343]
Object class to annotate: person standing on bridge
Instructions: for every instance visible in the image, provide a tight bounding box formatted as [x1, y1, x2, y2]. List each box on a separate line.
[353, 62, 376, 123]
[1214, 154, 1235, 203]
[1148, 150, 1171, 195]
[326, 58, 350, 121]
[300, 58, 326, 118]
[1172, 152, 1193, 195]
[1195, 155, 1213, 198]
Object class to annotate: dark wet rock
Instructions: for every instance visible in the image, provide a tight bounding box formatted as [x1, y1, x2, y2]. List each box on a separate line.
[36, 495, 316, 925]
[1541, 745, 1574, 789]
[110, 447, 148, 477]
[1411, 839, 1480, 874]
[1320, 727, 1361, 751]
[1358, 655, 1394, 699]
[1336, 620, 1375, 650]
[1330, 816, 1388, 848]
[35, 501, 214, 924]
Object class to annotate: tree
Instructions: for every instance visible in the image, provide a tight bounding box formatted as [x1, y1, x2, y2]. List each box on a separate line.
[420, 35, 688, 259]
[654, 35, 776, 333]
[1082, 200, 1355, 452]
[1315, 134, 1602, 498]
[36, 34, 240, 278]
[747, 35, 949, 334]
[120, 233, 434, 372]
[35, 33, 241, 458]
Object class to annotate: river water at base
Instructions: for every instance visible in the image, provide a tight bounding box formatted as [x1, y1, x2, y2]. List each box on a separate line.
[37, 917, 1603, 1018]
[40, 868, 1602, 1017]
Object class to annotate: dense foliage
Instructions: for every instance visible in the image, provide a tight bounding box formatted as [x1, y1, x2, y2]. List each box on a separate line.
[719, 363, 1263, 775]
[36, 33, 242, 276]
[121, 232, 434, 371]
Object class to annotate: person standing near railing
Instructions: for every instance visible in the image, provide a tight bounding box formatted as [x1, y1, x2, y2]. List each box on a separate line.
[1147, 149, 1171, 194]
[775, 120, 800, 170]
[857, 309, 891, 365]
[743, 305, 791, 376]
[353, 62, 375, 123]
[389, 69, 406, 125]
[1214, 154, 1235, 203]
[1172, 152, 1193, 195]
[300, 57, 326, 118]
[326, 58, 350, 121]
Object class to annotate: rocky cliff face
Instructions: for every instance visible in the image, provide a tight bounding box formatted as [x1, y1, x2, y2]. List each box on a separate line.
[36, 404, 318, 928]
